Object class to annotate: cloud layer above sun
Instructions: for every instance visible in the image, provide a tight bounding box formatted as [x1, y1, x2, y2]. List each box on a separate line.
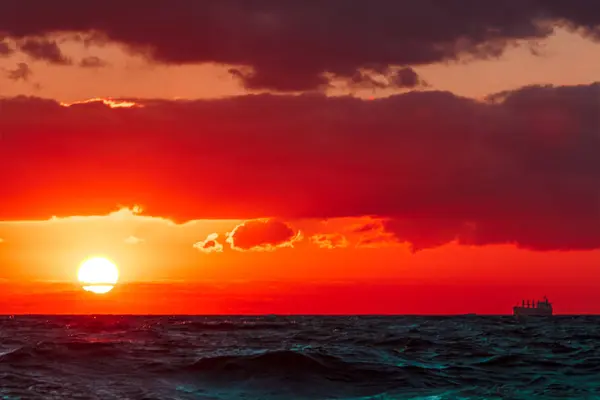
[1, 82, 600, 250]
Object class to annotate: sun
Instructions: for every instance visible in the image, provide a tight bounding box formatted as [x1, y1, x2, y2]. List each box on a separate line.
[77, 257, 119, 294]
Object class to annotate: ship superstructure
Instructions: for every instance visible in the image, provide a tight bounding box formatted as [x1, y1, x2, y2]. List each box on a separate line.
[513, 296, 553, 316]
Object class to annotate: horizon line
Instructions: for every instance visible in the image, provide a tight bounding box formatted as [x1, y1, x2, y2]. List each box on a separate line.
[0, 313, 595, 317]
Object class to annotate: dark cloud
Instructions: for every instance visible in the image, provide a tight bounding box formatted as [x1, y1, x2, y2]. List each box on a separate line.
[229, 66, 330, 92]
[226, 220, 302, 251]
[79, 56, 108, 68]
[311, 233, 349, 249]
[2, 1, 600, 91]
[382, 219, 473, 252]
[193, 233, 223, 253]
[353, 221, 399, 249]
[0, 83, 599, 250]
[356, 234, 398, 249]
[353, 219, 470, 252]
[391, 67, 428, 89]
[352, 223, 384, 234]
[18, 38, 71, 65]
[0, 41, 14, 57]
[347, 67, 427, 91]
[6, 63, 32, 81]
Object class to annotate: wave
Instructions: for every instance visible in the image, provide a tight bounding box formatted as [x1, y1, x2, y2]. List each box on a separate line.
[0, 340, 122, 365]
[176, 320, 291, 331]
[186, 350, 397, 382]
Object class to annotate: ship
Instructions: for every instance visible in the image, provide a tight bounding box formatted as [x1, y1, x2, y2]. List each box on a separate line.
[513, 296, 553, 316]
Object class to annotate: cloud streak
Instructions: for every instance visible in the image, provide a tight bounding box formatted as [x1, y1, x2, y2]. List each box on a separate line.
[18, 38, 71, 65]
[6, 63, 32, 81]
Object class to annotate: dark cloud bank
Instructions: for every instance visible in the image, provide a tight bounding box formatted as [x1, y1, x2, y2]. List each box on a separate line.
[3, 1, 600, 90]
[1, 83, 599, 250]
[1, 1, 600, 252]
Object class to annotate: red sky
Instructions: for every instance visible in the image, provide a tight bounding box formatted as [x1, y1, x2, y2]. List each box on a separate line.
[1, 1, 600, 314]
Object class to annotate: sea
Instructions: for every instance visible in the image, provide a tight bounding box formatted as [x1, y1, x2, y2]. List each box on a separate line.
[0, 315, 598, 399]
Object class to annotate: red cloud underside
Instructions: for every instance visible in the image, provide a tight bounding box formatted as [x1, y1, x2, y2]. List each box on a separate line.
[1, 84, 599, 251]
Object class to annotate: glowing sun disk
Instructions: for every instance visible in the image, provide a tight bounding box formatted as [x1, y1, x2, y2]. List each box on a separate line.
[78, 257, 119, 294]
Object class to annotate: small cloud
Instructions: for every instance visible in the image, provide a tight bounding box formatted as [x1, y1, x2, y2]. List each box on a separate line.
[79, 56, 109, 68]
[109, 205, 143, 219]
[310, 233, 349, 249]
[0, 41, 14, 57]
[7, 63, 32, 81]
[351, 222, 382, 234]
[226, 219, 302, 251]
[356, 233, 398, 248]
[348, 70, 388, 90]
[124, 235, 144, 245]
[353, 220, 400, 249]
[193, 233, 223, 253]
[389, 67, 428, 88]
[228, 66, 330, 92]
[346, 66, 427, 91]
[19, 38, 72, 65]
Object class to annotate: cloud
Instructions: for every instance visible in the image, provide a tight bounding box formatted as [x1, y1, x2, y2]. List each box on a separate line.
[1, 83, 600, 250]
[353, 221, 400, 249]
[381, 218, 474, 252]
[391, 67, 428, 89]
[79, 56, 108, 68]
[0, 41, 14, 57]
[347, 67, 428, 91]
[351, 223, 383, 234]
[226, 219, 302, 251]
[2, 2, 600, 91]
[6, 63, 32, 81]
[124, 235, 144, 245]
[18, 38, 71, 65]
[352, 219, 470, 252]
[193, 233, 224, 253]
[310, 233, 349, 249]
[228, 66, 330, 92]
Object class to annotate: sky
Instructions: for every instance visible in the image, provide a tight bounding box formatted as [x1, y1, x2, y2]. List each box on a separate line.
[1, 1, 600, 314]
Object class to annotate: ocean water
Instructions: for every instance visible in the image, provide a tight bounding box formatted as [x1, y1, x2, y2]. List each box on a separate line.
[0, 316, 598, 399]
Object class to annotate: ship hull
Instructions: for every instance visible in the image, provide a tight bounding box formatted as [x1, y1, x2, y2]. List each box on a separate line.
[513, 307, 552, 317]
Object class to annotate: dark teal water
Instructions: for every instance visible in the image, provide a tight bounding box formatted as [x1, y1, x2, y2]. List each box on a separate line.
[0, 315, 598, 399]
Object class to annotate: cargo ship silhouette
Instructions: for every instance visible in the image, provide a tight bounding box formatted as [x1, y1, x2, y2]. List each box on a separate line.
[513, 296, 553, 316]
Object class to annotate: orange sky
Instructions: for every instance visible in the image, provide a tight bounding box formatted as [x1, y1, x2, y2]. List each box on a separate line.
[0, 207, 598, 314]
[2, 5, 600, 314]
